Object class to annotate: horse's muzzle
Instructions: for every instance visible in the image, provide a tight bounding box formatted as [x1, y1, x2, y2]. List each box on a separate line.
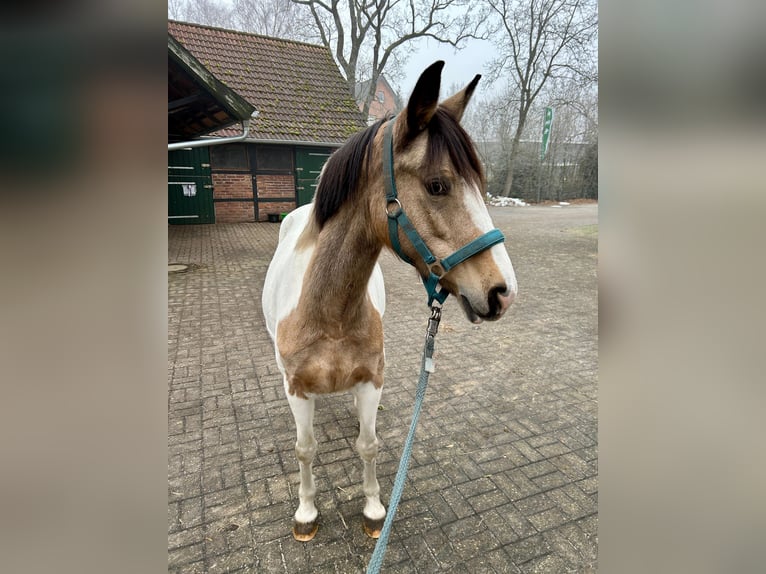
[460, 284, 514, 324]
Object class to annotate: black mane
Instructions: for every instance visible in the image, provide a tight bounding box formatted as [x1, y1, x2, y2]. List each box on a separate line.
[314, 118, 386, 228]
[424, 108, 484, 187]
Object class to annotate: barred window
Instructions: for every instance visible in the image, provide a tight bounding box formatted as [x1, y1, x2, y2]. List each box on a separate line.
[210, 144, 248, 170]
[255, 145, 293, 172]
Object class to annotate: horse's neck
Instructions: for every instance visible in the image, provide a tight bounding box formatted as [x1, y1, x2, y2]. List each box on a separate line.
[299, 207, 382, 332]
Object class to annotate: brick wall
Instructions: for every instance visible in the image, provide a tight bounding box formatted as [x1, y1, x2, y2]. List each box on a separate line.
[364, 80, 398, 121]
[255, 174, 294, 199]
[212, 173, 254, 222]
[209, 162, 299, 223]
[212, 173, 252, 200]
[215, 201, 254, 223]
[255, 174, 295, 221]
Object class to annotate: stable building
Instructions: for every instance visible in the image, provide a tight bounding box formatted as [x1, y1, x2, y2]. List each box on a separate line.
[168, 20, 365, 224]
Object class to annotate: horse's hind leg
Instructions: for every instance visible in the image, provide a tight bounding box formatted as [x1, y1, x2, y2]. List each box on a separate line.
[352, 382, 386, 538]
[286, 391, 319, 541]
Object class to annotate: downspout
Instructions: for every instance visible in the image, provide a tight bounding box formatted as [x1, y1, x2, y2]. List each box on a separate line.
[168, 111, 259, 151]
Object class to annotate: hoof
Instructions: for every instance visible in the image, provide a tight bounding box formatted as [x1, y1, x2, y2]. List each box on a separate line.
[292, 519, 319, 542]
[363, 515, 385, 539]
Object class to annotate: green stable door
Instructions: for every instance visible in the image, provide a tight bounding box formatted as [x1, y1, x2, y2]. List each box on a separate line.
[295, 148, 333, 206]
[168, 147, 215, 224]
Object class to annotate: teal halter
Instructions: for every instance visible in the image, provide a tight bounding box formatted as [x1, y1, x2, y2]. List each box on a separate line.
[382, 117, 506, 306]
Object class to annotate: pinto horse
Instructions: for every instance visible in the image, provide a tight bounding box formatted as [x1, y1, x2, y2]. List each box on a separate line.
[262, 61, 517, 541]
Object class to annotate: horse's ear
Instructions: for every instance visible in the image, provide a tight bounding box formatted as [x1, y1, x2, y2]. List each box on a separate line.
[440, 74, 481, 123]
[405, 61, 444, 136]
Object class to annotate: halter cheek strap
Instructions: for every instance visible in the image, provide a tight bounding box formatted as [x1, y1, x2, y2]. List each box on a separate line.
[382, 117, 506, 306]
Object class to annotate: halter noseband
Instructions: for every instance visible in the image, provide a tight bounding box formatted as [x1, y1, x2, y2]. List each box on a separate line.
[382, 117, 506, 306]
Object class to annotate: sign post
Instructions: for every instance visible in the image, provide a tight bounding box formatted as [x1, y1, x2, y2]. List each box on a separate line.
[537, 107, 554, 203]
[541, 107, 554, 161]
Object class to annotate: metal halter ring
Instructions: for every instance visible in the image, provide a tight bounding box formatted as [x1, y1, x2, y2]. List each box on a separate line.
[429, 262, 445, 278]
[386, 198, 403, 218]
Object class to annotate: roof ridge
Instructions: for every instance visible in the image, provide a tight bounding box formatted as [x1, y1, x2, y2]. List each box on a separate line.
[168, 19, 327, 51]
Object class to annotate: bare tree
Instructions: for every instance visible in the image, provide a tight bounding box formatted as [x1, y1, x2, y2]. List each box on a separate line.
[168, 0, 233, 28]
[486, 0, 597, 196]
[168, 0, 187, 20]
[292, 0, 482, 117]
[231, 0, 316, 41]
[460, 74, 598, 201]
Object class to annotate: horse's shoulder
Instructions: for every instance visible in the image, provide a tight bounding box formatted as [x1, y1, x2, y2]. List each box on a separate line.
[263, 205, 317, 339]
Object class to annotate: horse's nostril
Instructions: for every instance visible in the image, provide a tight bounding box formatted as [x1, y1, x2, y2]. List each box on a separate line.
[488, 284, 510, 315]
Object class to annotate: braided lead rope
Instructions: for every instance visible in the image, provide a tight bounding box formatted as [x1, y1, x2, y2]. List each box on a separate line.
[366, 306, 442, 574]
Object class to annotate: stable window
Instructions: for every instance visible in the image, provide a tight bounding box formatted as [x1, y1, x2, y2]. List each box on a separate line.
[210, 144, 248, 170]
[255, 145, 293, 172]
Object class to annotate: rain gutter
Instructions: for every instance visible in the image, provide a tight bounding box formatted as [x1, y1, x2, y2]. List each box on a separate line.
[167, 111, 259, 151]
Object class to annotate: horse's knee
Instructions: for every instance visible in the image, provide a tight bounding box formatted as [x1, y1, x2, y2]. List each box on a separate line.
[295, 440, 317, 464]
[356, 436, 379, 461]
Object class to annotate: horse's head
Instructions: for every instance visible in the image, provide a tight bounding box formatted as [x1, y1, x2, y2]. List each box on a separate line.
[381, 61, 517, 323]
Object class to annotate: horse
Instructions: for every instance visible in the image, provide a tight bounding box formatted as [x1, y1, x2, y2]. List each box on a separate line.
[261, 61, 518, 542]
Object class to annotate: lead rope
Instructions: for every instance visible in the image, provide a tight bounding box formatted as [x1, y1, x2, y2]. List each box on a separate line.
[366, 305, 442, 574]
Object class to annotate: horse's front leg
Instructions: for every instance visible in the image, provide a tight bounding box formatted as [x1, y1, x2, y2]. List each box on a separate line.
[352, 381, 386, 538]
[286, 390, 319, 541]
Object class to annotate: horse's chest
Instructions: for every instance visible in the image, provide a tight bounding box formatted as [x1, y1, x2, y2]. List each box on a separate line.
[276, 314, 385, 398]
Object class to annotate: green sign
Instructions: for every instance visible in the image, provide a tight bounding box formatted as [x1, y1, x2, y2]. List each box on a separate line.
[541, 107, 554, 161]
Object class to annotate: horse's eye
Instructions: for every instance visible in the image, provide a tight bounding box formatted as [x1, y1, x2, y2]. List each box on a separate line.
[426, 179, 450, 196]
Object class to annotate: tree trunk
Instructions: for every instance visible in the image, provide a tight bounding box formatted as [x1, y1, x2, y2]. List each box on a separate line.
[502, 131, 523, 197]
[343, 57, 359, 116]
[501, 106, 530, 197]
[360, 77, 376, 120]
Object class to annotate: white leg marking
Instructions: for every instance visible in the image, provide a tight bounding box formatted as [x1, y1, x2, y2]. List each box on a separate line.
[352, 382, 386, 521]
[286, 389, 318, 524]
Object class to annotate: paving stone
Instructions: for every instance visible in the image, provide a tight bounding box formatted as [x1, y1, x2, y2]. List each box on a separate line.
[420, 491, 459, 526]
[504, 534, 551, 567]
[494, 469, 541, 501]
[207, 546, 256, 573]
[531, 470, 570, 491]
[168, 542, 204, 569]
[457, 476, 496, 499]
[495, 503, 538, 539]
[401, 534, 440, 570]
[521, 460, 558, 480]
[441, 485, 478, 520]
[519, 552, 570, 573]
[468, 487, 511, 514]
[386, 559, 421, 574]
[470, 546, 523, 573]
[179, 497, 204, 529]
[450, 529, 501, 563]
[168, 205, 598, 571]
[417, 528, 456, 570]
[515, 492, 557, 517]
[174, 560, 206, 574]
[542, 528, 586, 569]
[527, 507, 569, 532]
[169, 501, 182, 534]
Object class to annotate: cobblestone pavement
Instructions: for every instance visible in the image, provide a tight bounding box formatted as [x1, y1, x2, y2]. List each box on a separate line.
[168, 204, 598, 573]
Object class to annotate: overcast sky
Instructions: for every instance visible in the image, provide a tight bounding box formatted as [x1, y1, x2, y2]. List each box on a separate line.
[397, 36, 502, 102]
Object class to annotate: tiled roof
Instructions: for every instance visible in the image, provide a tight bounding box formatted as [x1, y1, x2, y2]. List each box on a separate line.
[168, 20, 365, 144]
[168, 34, 256, 141]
